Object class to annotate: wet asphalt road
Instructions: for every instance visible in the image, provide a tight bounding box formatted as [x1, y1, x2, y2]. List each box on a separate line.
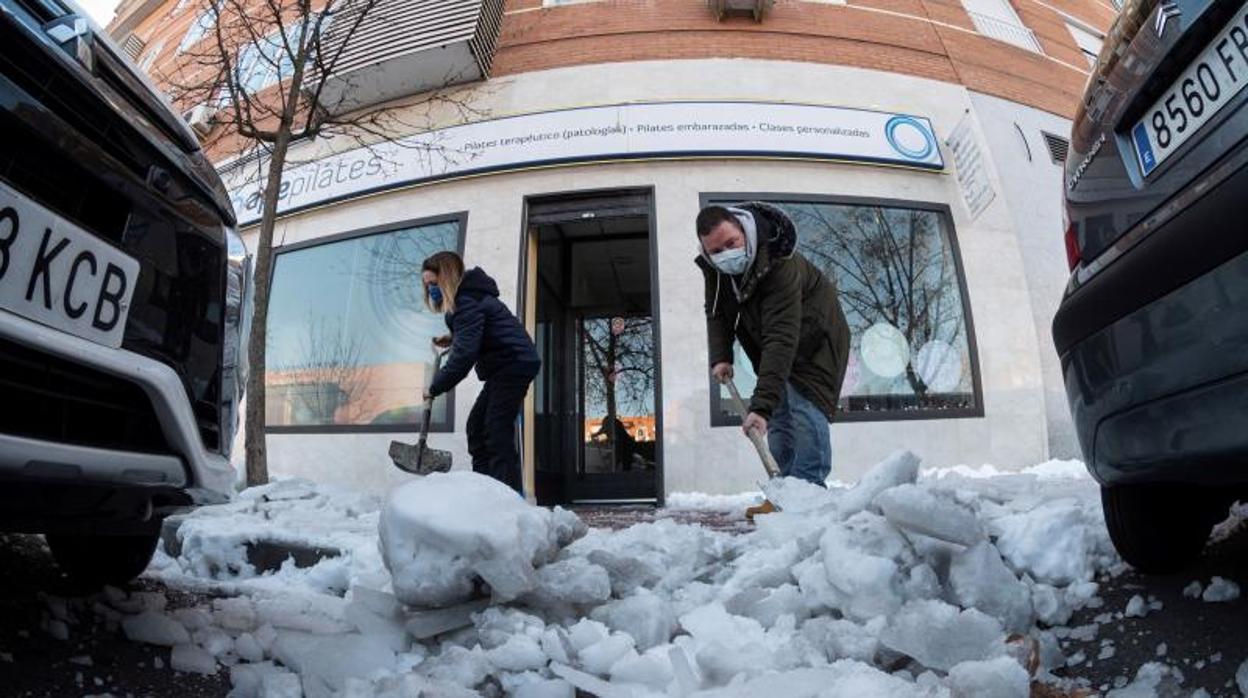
[0, 533, 228, 698]
[1055, 526, 1248, 696]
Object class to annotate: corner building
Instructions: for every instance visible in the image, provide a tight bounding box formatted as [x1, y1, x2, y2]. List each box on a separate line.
[111, 0, 1117, 503]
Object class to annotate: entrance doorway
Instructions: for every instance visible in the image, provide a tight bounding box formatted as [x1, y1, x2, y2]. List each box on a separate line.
[521, 189, 661, 505]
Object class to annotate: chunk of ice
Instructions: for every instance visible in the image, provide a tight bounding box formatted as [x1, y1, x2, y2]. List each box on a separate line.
[819, 525, 902, 621]
[122, 612, 191, 647]
[170, 643, 217, 675]
[947, 657, 1029, 698]
[994, 502, 1094, 586]
[591, 590, 676, 651]
[948, 541, 1033, 633]
[578, 633, 636, 676]
[1202, 577, 1240, 603]
[270, 631, 398, 696]
[234, 633, 266, 663]
[379, 472, 586, 607]
[512, 677, 575, 698]
[879, 599, 1006, 672]
[875, 484, 984, 547]
[838, 451, 921, 518]
[526, 558, 611, 606]
[403, 599, 489, 641]
[1105, 662, 1185, 697]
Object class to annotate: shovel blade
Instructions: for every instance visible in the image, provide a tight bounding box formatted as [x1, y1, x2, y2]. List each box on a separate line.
[389, 441, 454, 475]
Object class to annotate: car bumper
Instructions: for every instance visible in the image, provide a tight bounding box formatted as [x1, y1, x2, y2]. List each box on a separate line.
[0, 308, 235, 503]
[1056, 198, 1248, 485]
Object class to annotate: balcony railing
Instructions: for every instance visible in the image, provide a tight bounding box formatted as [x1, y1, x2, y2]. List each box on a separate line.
[965, 10, 1043, 54]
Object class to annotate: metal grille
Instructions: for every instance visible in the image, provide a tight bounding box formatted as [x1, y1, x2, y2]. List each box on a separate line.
[121, 34, 146, 61]
[0, 339, 172, 455]
[1042, 131, 1070, 163]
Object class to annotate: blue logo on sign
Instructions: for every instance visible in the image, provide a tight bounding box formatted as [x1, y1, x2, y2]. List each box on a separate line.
[1132, 122, 1157, 175]
[885, 116, 936, 161]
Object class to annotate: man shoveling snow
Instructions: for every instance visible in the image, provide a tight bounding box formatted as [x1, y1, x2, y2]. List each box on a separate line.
[694, 203, 851, 520]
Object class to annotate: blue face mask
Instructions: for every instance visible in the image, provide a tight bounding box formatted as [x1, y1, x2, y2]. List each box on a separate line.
[428, 284, 443, 305]
[710, 247, 749, 275]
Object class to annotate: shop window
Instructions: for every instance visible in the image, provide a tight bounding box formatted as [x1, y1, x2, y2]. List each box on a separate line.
[1067, 22, 1104, 67]
[701, 196, 982, 425]
[265, 215, 465, 432]
[177, 5, 218, 54]
[137, 39, 165, 73]
[232, 22, 303, 95]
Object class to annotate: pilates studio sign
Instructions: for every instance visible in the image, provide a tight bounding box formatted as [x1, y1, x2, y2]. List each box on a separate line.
[227, 101, 944, 226]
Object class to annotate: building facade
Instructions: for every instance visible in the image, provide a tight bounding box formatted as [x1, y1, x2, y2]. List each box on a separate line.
[110, 0, 1116, 502]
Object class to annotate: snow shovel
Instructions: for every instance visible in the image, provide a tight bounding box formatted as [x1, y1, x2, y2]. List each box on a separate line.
[722, 377, 784, 520]
[723, 378, 781, 479]
[389, 344, 453, 475]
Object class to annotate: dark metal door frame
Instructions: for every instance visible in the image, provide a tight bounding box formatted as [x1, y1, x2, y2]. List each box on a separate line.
[517, 187, 664, 505]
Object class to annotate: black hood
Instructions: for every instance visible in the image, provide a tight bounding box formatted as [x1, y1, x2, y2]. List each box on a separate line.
[457, 267, 500, 299]
[738, 202, 797, 260]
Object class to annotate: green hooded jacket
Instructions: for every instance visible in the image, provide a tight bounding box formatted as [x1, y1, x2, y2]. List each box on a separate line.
[696, 202, 851, 422]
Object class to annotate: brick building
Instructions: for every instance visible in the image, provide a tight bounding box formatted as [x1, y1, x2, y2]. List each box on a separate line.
[109, 0, 1116, 504]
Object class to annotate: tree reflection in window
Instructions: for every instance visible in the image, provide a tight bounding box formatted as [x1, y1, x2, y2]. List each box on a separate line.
[708, 199, 978, 423]
[266, 219, 460, 429]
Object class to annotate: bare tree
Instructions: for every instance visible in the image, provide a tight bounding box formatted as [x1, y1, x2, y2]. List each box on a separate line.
[160, 0, 489, 483]
[278, 315, 373, 424]
[790, 204, 966, 405]
[582, 316, 655, 445]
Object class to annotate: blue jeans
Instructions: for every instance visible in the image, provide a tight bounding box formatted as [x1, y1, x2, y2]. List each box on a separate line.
[767, 383, 832, 486]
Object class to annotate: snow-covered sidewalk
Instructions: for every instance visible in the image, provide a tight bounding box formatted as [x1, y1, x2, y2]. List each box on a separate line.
[42, 451, 1217, 697]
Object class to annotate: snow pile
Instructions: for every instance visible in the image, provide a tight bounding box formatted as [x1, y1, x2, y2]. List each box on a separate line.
[379, 472, 586, 606]
[108, 451, 1121, 697]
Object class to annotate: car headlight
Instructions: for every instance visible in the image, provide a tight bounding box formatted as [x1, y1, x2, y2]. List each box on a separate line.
[221, 225, 253, 458]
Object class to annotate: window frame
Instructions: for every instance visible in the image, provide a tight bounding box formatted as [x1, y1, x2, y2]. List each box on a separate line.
[264, 212, 469, 435]
[698, 192, 985, 426]
[176, 4, 219, 55]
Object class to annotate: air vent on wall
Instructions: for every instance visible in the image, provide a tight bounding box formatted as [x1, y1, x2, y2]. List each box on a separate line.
[1041, 132, 1069, 164]
[121, 34, 146, 61]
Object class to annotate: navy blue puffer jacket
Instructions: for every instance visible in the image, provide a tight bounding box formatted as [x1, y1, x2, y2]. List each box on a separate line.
[428, 267, 540, 396]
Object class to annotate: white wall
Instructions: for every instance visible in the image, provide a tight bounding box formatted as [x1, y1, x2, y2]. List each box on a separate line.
[240, 60, 1055, 496]
[968, 91, 1079, 459]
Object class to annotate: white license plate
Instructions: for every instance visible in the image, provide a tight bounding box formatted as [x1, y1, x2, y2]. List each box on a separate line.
[1132, 4, 1248, 176]
[0, 180, 139, 348]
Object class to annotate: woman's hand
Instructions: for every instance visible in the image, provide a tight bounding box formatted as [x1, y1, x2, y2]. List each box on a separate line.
[433, 334, 452, 348]
[711, 362, 734, 383]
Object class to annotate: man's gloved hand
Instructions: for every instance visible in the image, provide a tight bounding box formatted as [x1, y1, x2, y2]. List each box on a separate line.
[712, 362, 734, 383]
[742, 412, 767, 436]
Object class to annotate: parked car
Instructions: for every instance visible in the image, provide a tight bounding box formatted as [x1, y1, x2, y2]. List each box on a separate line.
[1055, 0, 1248, 572]
[0, 0, 250, 584]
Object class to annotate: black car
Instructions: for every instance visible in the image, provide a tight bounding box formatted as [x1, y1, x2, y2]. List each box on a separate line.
[0, 0, 249, 584]
[1055, 0, 1248, 572]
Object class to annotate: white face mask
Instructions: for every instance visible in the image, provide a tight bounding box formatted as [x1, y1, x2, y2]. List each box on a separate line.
[710, 247, 749, 275]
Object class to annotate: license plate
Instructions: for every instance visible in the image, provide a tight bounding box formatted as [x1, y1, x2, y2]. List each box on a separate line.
[0, 180, 139, 348]
[1132, 4, 1248, 176]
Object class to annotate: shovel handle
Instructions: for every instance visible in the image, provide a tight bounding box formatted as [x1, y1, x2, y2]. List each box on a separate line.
[723, 378, 781, 479]
[419, 343, 449, 445]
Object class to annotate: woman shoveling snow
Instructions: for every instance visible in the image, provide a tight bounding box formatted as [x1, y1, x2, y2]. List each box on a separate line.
[419, 251, 541, 495]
